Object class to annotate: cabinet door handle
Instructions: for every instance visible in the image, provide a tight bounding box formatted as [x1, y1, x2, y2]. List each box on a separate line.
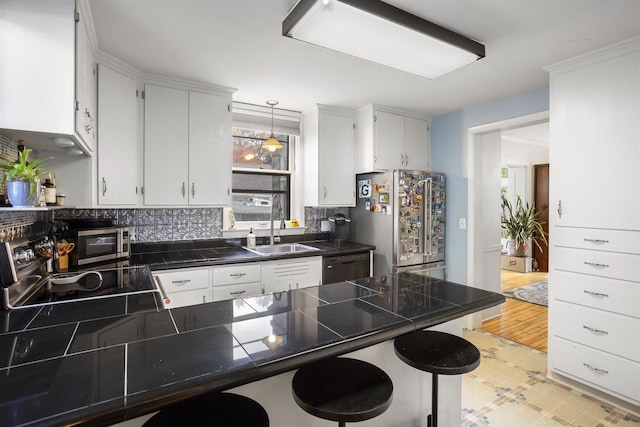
[102, 177, 107, 196]
[583, 325, 608, 335]
[171, 279, 191, 285]
[557, 200, 562, 218]
[584, 261, 609, 268]
[85, 108, 94, 133]
[583, 363, 608, 374]
[182, 182, 186, 198]
[229, 290, 246, 296]
[583, 290, 609, 297]
[229, 273, 246, 278]
[323, 186, 327, 199]
[584, 238, 609, 244]
[192, 182, 195, 198]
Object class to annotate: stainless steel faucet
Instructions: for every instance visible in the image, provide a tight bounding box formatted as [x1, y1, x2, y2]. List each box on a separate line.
[270, 194, 280, 245]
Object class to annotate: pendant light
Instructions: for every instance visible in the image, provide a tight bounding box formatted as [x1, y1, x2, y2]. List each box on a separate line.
[262, 100, 283, 152]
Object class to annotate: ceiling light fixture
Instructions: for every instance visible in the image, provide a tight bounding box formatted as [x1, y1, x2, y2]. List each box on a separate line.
[262, 100, 283, 152]
[283, 0, 485, 79]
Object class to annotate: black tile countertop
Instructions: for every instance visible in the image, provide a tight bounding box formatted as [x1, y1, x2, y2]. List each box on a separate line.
[0, 271, 504, 427]
[130, 237, 374, 270]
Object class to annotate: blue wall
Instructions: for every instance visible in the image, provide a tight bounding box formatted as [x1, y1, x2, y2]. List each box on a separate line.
[431, 86, 549, 284]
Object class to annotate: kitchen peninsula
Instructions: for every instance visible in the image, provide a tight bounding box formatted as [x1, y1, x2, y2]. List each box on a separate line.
[0, 271, 504, 427]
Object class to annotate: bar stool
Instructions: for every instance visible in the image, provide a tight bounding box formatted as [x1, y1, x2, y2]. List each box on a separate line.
[143, 392, 269, 427]
[394, 330, 480, 427]
[292, 357, 393, 427]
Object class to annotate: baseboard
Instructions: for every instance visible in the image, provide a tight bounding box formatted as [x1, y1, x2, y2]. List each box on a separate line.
[547, 370, 640, 416]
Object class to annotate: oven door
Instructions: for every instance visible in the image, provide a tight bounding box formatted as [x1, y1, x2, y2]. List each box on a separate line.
[74, 229, 120, 265]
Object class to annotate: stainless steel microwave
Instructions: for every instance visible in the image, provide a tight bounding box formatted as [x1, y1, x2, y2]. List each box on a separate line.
[67, 226, 130, 266]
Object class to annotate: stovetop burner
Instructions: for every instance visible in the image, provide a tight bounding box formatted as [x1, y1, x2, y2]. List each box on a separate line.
[20, 265, 157, 308]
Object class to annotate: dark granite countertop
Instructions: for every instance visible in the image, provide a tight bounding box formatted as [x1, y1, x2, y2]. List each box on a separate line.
[0, 272, 504, 427]
[130, 238, 375, 270]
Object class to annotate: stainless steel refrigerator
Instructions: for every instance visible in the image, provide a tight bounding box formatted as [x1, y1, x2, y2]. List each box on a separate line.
[351, 170, 445, 278]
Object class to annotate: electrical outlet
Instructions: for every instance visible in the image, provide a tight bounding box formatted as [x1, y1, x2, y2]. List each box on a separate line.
[459, 218, 466, 230]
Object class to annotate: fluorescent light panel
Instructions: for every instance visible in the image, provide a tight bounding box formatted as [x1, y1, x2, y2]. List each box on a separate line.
[283, 0, 485, 79]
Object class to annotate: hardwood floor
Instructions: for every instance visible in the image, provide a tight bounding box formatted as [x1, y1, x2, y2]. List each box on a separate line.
[481, 270, 549, 352]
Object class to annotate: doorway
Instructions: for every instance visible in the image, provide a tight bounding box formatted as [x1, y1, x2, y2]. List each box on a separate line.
[533, 164, 549, 272]
[466, 111, 550, 351]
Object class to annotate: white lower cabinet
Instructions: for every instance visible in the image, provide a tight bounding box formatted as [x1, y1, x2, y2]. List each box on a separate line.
[212, 263, 262, 302]
[549, 226, 640, 406]
[153, 268, 211, 309]
[262, 256, 322, 294]
[551, 337, 640, 403]
[155, 257, 322, 306]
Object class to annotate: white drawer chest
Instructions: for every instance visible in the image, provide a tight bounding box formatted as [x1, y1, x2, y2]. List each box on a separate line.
[547, 37, 640, 411]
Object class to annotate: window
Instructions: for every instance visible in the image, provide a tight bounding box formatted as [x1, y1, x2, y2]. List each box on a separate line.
[231, 127, 293, 222]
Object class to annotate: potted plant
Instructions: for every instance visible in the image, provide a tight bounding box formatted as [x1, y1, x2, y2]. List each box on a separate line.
[0, 148, 49, 208]
[501, 195, 548, 256]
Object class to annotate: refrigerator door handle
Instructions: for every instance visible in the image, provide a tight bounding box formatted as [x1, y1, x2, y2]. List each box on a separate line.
[421, 178, 434, 258]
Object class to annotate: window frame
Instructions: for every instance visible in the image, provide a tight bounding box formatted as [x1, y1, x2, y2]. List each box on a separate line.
[230, 103, 302, 231]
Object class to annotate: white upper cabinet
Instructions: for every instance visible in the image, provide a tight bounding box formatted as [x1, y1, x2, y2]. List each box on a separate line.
[0, 0, 95, 154]
[75, 2, 96, 151]
[188, 91, 232, 206]
[303, 105, 356, 207]
[97, 64, 139, 206]
[548, 41, 640, 230]
[144, 84, 232, 206]
[144, 84, 190, 206]
[403, 116, 430, 170]
[355, 105, 430, 173]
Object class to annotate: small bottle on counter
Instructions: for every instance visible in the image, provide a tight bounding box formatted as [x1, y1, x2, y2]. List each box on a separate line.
[247, 228, 256, 248]
[42, 178, 56, 205]
[56, 193, 66, 206]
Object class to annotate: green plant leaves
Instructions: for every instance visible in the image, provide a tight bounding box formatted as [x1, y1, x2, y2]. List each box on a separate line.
[501, 195, 548, 252]
[0, 148, 49, 199]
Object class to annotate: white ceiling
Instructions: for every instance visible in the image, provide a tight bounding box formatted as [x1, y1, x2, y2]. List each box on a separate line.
[88, 0, 640, 117]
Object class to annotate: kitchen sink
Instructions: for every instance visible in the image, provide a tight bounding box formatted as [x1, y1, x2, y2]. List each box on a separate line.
[244, 243, 319, 256]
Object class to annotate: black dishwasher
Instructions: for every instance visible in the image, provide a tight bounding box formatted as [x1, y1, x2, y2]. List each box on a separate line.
[322, 252, 371, 284]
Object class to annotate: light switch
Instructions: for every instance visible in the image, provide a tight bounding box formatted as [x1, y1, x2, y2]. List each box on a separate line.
[459, 218, 466, 230]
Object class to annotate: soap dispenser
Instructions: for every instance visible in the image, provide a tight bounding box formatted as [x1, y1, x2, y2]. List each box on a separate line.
[247, 228, 256, 249]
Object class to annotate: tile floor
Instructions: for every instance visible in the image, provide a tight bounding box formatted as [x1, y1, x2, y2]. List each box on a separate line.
[461, 329, 640, 427]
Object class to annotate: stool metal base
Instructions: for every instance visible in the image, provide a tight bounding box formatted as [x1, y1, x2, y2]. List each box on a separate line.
[394, 330, 480, 427]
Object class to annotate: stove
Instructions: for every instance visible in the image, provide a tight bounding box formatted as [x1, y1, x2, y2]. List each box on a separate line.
[0, 224, 161, 310]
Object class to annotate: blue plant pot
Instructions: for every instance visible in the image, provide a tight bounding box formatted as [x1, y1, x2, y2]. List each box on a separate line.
[6, 180, 37, 208]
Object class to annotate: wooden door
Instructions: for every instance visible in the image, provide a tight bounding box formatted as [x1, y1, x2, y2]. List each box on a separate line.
[533, 164, 549, 272]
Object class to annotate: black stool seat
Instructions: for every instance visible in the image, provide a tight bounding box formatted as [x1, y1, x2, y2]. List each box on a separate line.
[394, 330, 480, 375]
[394, 330, 480, 427]
[142, 392, 269, 427]
[292, 357, 393, 426]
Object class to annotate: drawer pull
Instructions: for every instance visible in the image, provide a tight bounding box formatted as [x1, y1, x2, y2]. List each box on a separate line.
[229, 290, 246, 296]
[583, 363, 608, 375]
[171, 279, 191, 285]
[229, 273, 247, 278]
[584, 261, 609, 268]
[584, 238, 609, 244]
[583, 325, 608, 335]
[583, 290, 609, 298]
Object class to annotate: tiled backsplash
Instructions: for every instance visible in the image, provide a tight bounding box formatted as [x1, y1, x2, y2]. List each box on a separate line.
[53, 208, 223, 242]
[304, 207, 350, 233]
[53, 207, 345, 242]
[0, 206, 346, 243]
